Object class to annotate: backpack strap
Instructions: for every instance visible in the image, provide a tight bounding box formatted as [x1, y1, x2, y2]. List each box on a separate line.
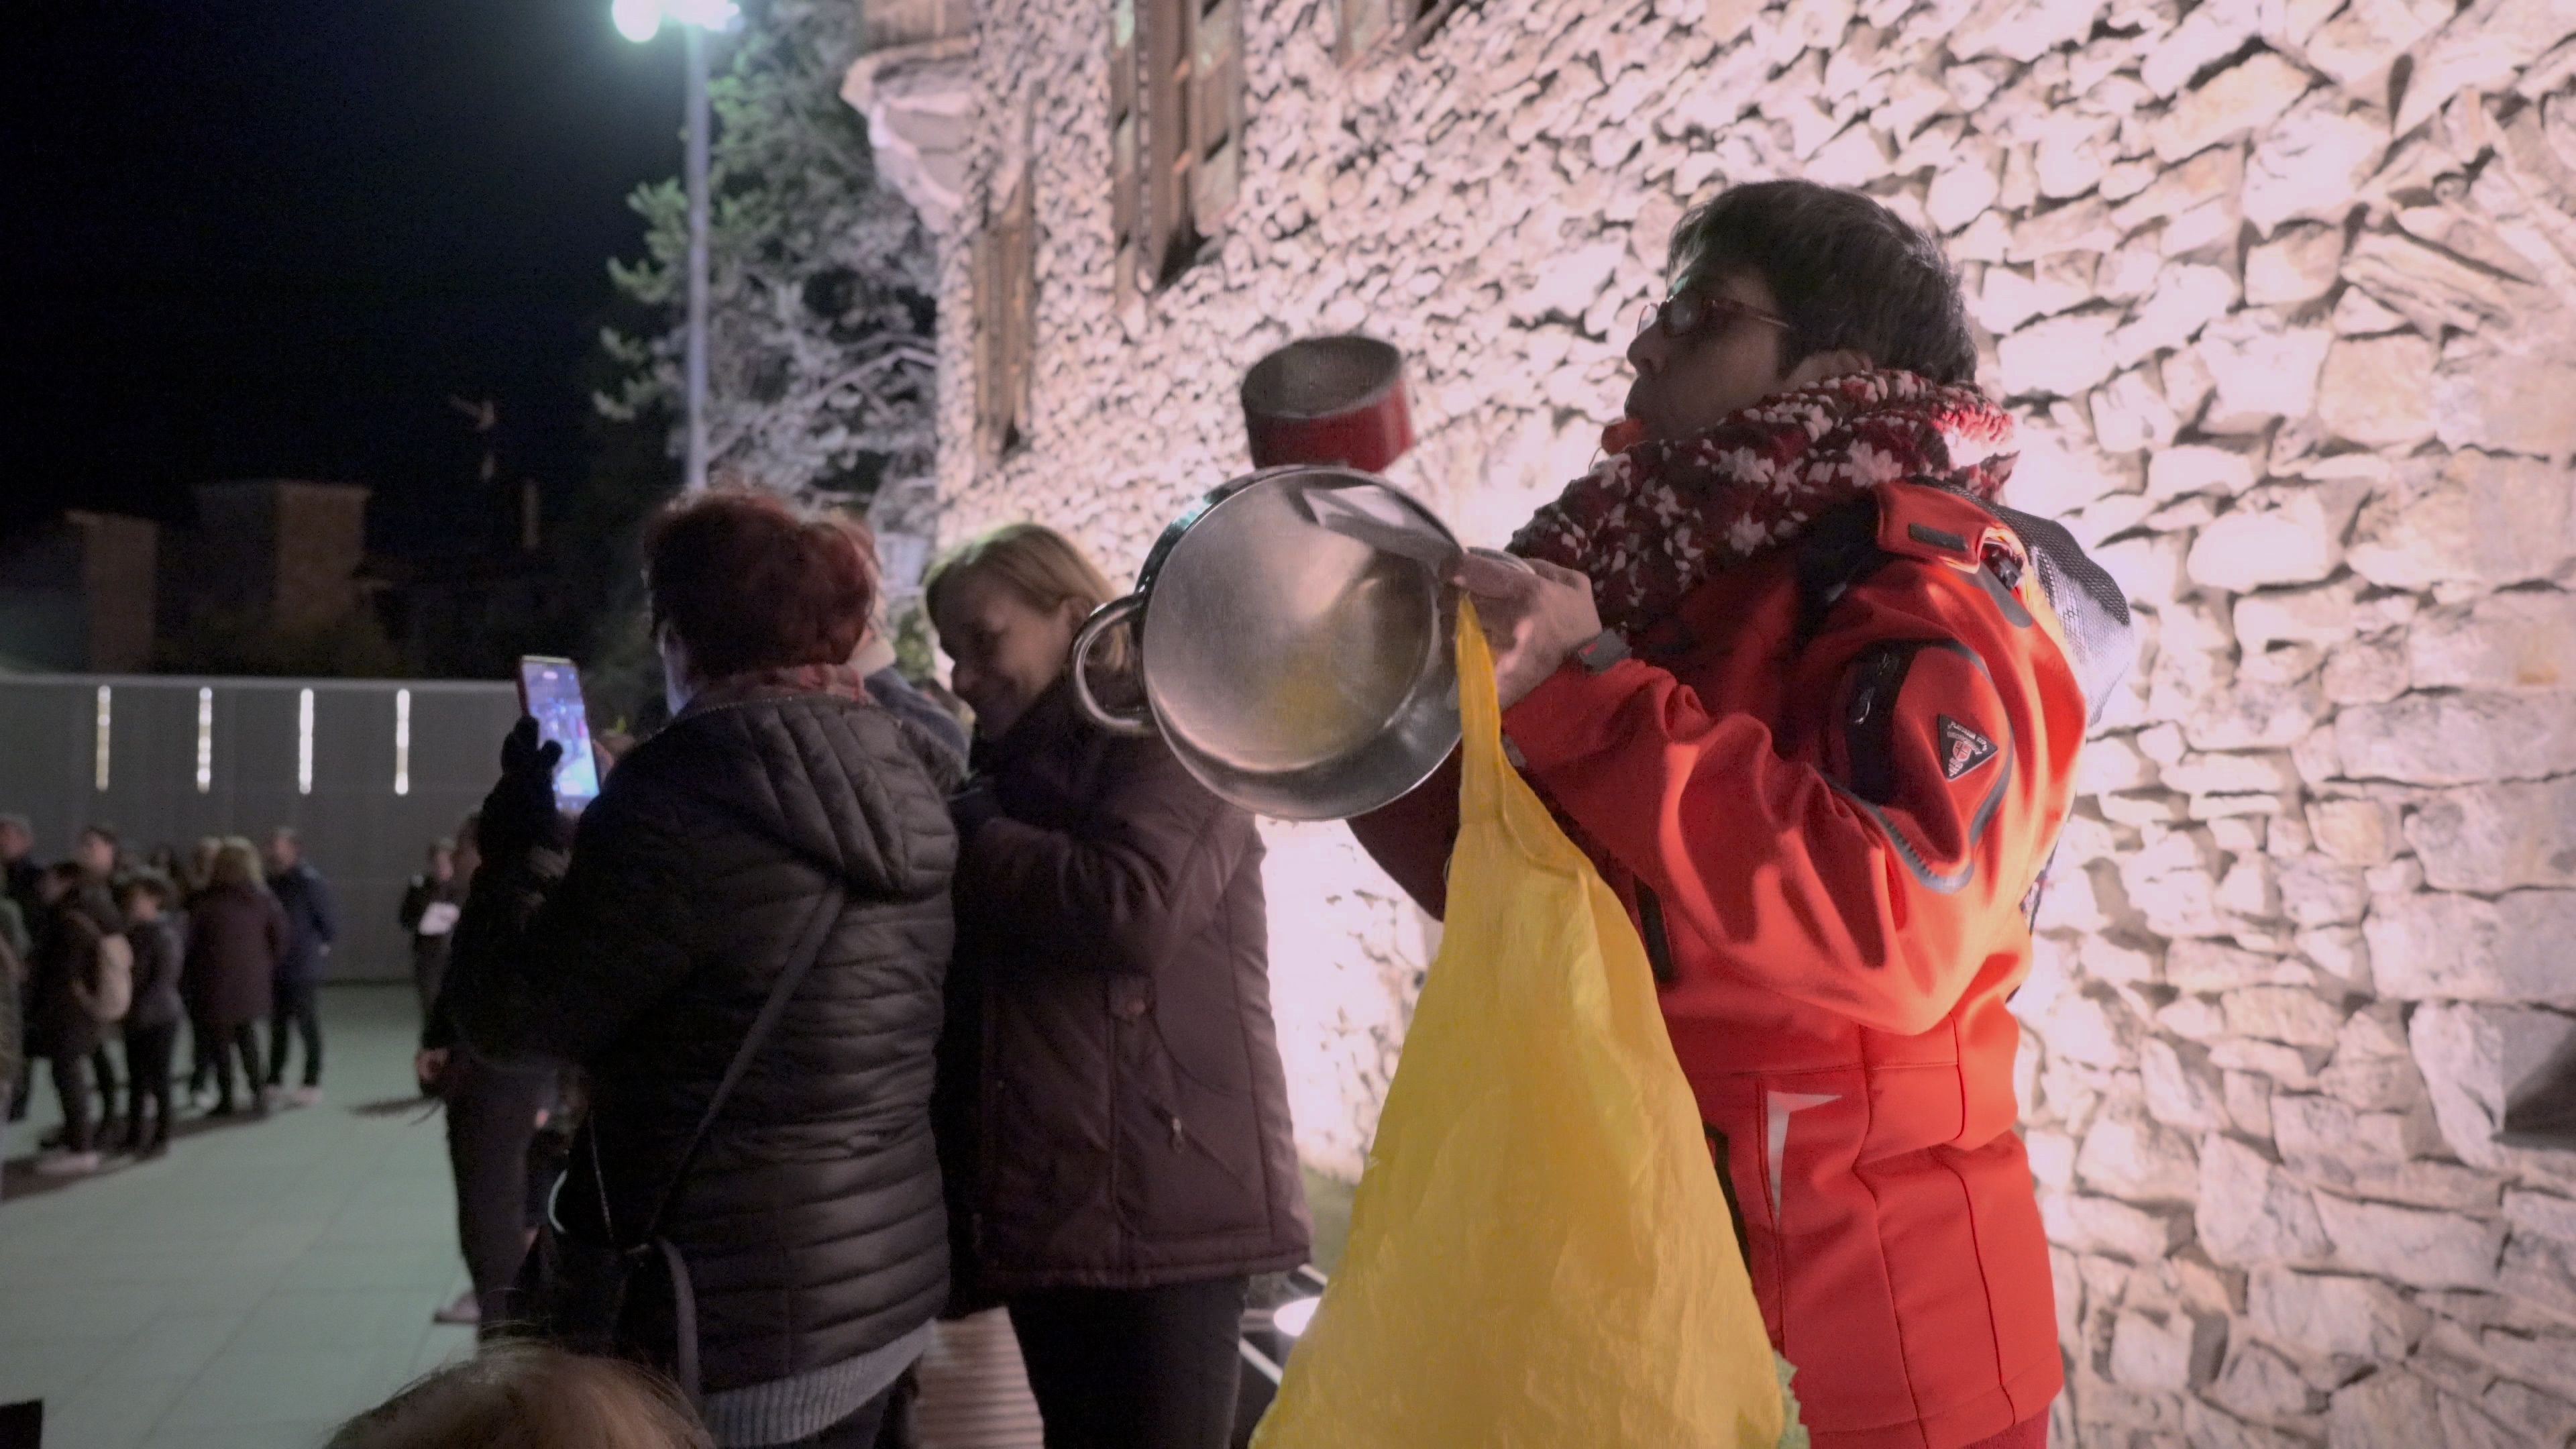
[1795, 480, 2136, 723]
[1792, 496, 1895, 649]
[632, 879, 847, 1243]
[1794, 478, 2007, 647]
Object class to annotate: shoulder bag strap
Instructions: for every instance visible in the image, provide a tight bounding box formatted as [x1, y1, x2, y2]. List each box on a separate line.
[633, 878, 847, 1244]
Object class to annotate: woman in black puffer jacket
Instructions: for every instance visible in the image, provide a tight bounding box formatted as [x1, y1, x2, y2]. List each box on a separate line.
[445, 490, 959, 1449]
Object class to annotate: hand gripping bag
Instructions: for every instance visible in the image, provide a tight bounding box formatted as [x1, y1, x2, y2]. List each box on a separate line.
[1256, 604, 1803, 1448]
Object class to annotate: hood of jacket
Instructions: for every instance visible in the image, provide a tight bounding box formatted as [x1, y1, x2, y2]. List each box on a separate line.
[628, 692, 957, 905]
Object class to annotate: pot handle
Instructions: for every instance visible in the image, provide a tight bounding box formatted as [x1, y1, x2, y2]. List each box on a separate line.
[1068, 595, 1158, 737]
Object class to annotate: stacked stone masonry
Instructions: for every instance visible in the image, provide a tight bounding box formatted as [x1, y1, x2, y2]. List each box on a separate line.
[861, 0, 2576, 1439]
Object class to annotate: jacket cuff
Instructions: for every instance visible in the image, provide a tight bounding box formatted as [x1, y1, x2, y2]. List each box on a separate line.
[1500, 656, 1656, 775]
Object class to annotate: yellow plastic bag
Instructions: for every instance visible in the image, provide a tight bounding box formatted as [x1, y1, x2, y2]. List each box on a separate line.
[1255, 602, 1796, 1449]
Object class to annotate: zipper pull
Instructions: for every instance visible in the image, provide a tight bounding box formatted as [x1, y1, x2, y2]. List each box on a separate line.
[1850, 647, 1904, 724]
[1169, 1114, 1186, 1150]
[1848, 680, 1876, 725]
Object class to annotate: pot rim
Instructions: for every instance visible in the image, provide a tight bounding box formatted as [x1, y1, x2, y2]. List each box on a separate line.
[1116, 466, 1464, 820]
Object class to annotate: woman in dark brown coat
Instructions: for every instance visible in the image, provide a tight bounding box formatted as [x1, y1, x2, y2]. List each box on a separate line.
[930, 524, 1310, 1449]
[183, 837, 285, 1116]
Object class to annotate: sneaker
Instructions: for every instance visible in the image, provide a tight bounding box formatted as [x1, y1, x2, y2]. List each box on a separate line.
[432, 1291, 482, 1326]
[290, 1086, 323, 1109]
[34, 1150, 103, 1177]
[258, 1085, 283, 1111]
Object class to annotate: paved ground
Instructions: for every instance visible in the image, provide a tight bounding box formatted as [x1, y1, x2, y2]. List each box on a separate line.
[1, 985, 1331, 1448]
[1, 985, 474, 1449]
[0, 985, 1062, 1449]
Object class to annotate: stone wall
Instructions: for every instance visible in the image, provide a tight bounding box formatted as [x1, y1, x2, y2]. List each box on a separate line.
[864, 0, 2576, 1438]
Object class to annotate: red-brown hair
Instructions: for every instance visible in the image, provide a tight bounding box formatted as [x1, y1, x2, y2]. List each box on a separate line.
[643, 488, 877, 678]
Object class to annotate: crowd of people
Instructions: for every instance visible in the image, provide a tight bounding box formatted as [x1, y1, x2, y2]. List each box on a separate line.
[15, 182, 2118, 1449]
[391, 486, 1308, 1449]
[0, 818, 338, 1178]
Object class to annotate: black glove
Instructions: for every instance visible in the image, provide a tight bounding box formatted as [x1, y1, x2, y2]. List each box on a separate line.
[478, 718, 567, 863]
[949, 782, 1003, 848]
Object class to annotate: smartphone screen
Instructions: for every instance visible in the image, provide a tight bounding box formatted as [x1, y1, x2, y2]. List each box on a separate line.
[517, 656, 602, 811]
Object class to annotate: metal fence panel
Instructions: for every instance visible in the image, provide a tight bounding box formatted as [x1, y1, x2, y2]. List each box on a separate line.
[0, 674, 521, 982]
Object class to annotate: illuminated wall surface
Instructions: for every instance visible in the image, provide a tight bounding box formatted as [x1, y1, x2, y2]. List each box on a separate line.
[0, 676, 521, 982]
[859, 0, 2576, 1438]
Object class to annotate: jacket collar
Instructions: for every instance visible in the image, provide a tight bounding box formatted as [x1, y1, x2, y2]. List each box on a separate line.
[679, 661, 877, 720]
[971, 679, 1078, 777]
[968, 660, 1155, 776]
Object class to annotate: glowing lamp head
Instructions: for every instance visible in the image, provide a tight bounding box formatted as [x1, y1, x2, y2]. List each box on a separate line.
[667, 0, 742, 26]
[611, 0, 662, 42]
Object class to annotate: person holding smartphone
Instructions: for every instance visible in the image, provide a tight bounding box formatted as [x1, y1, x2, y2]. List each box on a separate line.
[443, 489, 958, 1449]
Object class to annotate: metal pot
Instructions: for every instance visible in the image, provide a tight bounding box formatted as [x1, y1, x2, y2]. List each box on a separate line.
[1240, 335, 1415, 472]
[1068, 465, 1462, 821]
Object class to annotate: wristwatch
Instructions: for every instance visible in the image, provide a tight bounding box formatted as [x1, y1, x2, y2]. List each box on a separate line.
[1572, 629, 1631, 674]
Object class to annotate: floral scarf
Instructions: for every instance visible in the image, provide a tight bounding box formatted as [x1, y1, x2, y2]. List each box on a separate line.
[1509, 370, 2019, 639]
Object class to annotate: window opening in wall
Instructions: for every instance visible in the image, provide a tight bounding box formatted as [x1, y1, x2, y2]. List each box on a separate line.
[394, 688, 412, 796]
[859, 0, 972, 52]
[196, 687, 214, 794]
[297, 688, 315, 796]
[93, 686, 112, 792]
[1108, 0, 1243, 296]
[1111, 0, 1142, 292]
[973, 152, 1040, 464]
[1339, 0, 1468, 62]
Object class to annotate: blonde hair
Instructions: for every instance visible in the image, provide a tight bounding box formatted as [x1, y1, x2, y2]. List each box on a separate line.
[924, 523, 1131, 674]
[211, 837, 264, 892]
[327, 1342, 710, 1449]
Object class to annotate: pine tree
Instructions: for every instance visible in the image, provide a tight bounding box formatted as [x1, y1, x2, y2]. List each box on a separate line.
[598, 0, 936, 506]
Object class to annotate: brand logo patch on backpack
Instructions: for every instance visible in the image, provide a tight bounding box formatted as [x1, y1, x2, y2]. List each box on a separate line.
[1937, 715, 1998, 781]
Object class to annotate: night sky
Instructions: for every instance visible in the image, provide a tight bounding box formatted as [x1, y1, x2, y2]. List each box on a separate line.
[4, 1, 690, 554]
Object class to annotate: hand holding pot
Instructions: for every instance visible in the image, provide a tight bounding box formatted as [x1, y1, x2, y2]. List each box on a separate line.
[1448, 553, 1603, 710]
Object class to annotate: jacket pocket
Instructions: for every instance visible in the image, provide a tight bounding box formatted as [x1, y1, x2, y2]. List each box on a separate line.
[979, 1074, 1073, 1238]
[1118, 991, 1268, 1240]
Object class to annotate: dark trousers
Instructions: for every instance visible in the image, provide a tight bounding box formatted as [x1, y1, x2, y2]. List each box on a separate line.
[443, 1061, 550, 1326]
[209, 1023, 264, 1110]
[89, 1044, 119, 1124]
[121, 1022, 178, 1149]
[5, 985, 28, 1122]
[188, 1018, 213, 1097]
[1008, 1277, 1248, 1449]
[268, 977, 322, 1088]
[49, 1052, 95, 1153]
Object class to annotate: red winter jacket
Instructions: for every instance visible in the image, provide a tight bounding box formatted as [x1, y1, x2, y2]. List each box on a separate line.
[1352, 482, 2129, 1449]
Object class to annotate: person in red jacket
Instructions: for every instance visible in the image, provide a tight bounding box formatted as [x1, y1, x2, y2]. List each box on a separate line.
[1352, 180, 2134, 1449]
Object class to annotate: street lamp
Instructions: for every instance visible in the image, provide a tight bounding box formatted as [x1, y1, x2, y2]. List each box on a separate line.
[614, 0, 741, 492]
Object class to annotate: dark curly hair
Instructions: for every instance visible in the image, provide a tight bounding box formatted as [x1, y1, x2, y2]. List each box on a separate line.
[1668, 180, 1978, 385]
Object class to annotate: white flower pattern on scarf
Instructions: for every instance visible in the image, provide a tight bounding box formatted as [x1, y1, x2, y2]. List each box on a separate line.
[1509, 369, 2018, 639]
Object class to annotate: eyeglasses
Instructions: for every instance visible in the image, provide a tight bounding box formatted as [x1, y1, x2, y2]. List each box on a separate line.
[1635, 288, 1791, 341]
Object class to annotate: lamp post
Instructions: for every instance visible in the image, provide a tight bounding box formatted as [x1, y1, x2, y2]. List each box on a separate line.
[613, 0, 739, 492]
